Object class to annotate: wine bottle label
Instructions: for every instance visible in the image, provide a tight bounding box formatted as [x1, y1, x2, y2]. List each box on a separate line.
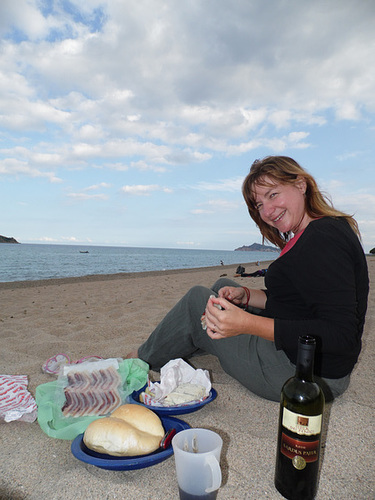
[282, 408, 322, 436]
[280, 432, 320, 467]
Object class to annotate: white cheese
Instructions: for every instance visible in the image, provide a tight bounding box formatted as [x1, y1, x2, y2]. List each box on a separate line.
[163, 383, 207, 406]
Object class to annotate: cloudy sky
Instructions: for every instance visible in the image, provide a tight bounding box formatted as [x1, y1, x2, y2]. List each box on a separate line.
[1, 0, 374, 252]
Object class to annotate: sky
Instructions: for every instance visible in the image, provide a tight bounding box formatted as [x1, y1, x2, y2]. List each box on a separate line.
[1, 0, 374, 252]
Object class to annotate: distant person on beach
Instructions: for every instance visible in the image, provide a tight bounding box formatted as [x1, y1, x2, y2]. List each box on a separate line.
[126, 156, 369, 402]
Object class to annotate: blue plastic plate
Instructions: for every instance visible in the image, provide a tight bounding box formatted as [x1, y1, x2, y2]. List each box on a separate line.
[71, 415, 190, 470]
[129, 385, 218, 415]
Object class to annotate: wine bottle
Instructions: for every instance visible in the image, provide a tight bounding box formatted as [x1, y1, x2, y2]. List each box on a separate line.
[274, 336, 325, 500]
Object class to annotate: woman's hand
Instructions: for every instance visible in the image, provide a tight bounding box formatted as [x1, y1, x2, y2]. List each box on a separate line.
[203, 294, 275, 342]
[204, 295, 249, 339]
[218, 286, 246, 306]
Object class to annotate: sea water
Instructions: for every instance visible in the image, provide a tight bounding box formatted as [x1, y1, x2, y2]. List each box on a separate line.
[0, 244, 278, 283]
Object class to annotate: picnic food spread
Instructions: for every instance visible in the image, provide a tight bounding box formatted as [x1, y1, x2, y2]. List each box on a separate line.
[83, 404, 165, 456]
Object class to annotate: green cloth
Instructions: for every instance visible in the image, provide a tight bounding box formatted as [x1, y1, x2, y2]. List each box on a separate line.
[35, 358, 149, 440]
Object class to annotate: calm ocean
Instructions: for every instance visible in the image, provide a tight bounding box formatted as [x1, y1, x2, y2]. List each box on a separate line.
[0, 244, 279, 283]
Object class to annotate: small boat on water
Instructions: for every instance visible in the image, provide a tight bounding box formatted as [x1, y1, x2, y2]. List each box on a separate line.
[79, 250, 89, 254]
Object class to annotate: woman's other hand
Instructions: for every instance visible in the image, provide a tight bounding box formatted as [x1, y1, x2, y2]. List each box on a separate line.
[218, 286, 246, 306]
[204, 294, 274, 342]
[204, 295, 249, 339]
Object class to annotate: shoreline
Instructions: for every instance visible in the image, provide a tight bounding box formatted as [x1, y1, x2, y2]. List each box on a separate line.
[2, 252, 372, 290]
[0, 260, 275, 290]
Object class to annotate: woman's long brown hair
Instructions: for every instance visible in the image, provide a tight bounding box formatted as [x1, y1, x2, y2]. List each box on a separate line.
[242, 156, 360, 249]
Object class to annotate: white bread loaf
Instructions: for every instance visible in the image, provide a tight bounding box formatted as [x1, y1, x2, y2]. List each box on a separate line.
[83, 404, 164, 456]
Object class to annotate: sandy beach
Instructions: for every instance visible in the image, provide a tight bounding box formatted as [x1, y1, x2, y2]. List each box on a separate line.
[1, 258, 374, 499]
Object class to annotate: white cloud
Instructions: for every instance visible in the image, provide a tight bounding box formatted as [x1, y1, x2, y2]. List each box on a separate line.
[191, 209, 214, 215]
[0, 0, 55, 40]
[84, 182, 111, 191]
[36, 235, 94, 243]
[336, 151, 363, 161]
[127, 114, 141, 122]
[335, 101, 361, 121]
[120, 184, 172, 196]
[77, 124, 105, 141]
[176, 241, 198, 246]
[191, 198, 240, 215]
[194, 177, 245, 192]
[67, 192, 108, 201]
[0, 157, 62, 182]
[128, 160, 167, 173]
[206, 199, 241, 210]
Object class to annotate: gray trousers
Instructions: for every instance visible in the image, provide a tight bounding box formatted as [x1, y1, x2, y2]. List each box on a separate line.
[138, 278, 350, 402]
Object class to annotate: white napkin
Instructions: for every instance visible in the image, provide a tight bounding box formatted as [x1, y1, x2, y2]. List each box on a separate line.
[148, 358, 211, 403]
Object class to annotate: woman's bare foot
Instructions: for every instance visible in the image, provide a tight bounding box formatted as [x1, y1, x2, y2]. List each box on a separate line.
[125, 349, 139, 359]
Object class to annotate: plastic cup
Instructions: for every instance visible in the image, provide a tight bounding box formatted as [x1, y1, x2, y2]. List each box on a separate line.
[172, 428, 223, 499]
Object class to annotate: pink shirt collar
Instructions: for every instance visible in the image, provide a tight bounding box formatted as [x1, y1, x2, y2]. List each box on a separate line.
[279, 229, 305, 257]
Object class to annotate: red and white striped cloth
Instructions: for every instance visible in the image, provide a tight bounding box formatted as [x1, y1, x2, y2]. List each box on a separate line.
[0, 375, 37, 422]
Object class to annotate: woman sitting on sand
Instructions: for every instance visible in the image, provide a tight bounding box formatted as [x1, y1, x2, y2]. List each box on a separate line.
[126, 156, 369, 402]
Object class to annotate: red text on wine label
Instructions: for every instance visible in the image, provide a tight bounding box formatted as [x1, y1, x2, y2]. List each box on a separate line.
[280, 432, 320, 463]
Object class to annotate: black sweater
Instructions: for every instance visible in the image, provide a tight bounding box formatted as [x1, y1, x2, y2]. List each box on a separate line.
[263, 217, 369, 378]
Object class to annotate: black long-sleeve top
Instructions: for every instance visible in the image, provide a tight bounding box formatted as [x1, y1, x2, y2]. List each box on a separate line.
[262, 217, 369, 378]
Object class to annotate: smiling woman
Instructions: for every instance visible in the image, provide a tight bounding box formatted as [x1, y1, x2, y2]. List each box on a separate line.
[127, 155, 369, 403]
[242, 156, 361, 249]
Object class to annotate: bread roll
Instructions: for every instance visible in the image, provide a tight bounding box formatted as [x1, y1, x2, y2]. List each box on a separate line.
[83, 404, 164, 457]
[111, 404, 164, 437]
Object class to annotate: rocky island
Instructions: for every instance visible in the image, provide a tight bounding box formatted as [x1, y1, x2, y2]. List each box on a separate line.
[235, 242, 278, 252]
[0, 235, 20, 244]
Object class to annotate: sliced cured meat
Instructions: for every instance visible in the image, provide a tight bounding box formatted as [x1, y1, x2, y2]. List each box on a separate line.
[62, 364, 122, 417]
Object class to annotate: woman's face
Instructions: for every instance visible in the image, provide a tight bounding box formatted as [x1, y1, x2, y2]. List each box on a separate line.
[252, 176, 310, 234]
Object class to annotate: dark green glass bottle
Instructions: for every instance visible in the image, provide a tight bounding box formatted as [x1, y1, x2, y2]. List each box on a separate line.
[274, 336, 325, 499]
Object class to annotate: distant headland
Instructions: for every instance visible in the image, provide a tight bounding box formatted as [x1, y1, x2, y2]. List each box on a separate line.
[0, 235, 20, 244]
[235, 243, 278, 252]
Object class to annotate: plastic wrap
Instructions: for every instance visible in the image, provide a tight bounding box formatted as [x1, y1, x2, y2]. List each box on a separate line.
[0, 375, 38, 423]
[36, 358, 149, 440]
[141, 359, 211, 407]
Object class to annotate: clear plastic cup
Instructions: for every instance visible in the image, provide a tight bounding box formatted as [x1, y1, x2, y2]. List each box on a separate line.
[172, 428, 223, 499]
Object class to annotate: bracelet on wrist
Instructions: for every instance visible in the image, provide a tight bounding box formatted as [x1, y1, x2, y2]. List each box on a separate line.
[242, 287, 251, 308]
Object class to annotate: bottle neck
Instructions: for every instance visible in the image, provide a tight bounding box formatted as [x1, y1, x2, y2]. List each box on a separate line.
[295, 337, 316, 382]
